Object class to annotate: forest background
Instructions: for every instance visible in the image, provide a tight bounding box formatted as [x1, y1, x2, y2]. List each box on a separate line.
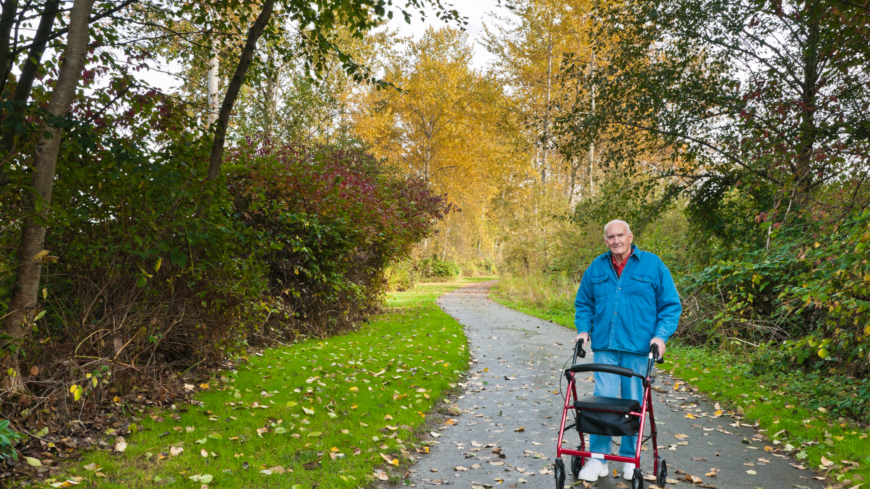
[1, 0, 870, 470]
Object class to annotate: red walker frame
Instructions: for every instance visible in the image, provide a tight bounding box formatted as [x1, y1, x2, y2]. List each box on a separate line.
[553, 340, 667, 489]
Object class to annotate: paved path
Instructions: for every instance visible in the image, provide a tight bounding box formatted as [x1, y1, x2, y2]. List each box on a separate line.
[406, 282, 825, 489]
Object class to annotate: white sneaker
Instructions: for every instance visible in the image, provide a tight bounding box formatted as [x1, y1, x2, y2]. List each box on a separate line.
[623, 462, 637, 480]
[577, 459, 608, 482]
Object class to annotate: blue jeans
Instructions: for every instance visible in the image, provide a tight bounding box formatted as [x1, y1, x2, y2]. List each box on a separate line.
[588, 350, 647, 460]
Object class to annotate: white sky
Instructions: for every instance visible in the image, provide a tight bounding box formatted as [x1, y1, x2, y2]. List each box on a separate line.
[391, 0, 511, 70]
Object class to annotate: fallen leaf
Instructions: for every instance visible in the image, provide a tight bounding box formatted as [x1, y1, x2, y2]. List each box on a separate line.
[114, 437, 127, 452]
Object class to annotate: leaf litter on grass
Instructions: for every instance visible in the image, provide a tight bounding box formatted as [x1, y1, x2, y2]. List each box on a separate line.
[63, 282, 472, 488]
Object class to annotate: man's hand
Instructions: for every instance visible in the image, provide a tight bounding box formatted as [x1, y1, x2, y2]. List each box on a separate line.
[650, 337, 666, 358]
[574, 332, 589, 346]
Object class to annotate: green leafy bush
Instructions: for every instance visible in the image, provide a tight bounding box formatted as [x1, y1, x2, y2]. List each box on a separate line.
[678, 209, 870, 377]
[413, 257, 460, 280]
[0, 420, 22, 462]
[226, 143, 447, 336]
[386, 260, 418, 291]
[677, 238, 812, 345]
[775, 210, 870, 376]
[1, 134, 444, 431]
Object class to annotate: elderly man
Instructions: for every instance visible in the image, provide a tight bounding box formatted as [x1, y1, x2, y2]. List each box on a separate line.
[573, 219, 682, 482]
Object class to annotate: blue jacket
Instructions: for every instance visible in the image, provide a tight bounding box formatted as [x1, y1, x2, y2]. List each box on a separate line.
[574, 244, 682, 353]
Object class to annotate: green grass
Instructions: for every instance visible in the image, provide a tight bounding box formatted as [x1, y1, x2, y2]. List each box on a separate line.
[489, 273, 576, 328]
[49, 281, 472, 488]
[662, 345, 870, 487]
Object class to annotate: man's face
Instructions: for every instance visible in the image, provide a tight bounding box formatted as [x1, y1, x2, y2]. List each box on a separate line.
[604, 223, 633, 255]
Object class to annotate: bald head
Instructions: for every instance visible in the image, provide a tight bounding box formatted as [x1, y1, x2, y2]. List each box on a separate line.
[604, 220, 632, 238]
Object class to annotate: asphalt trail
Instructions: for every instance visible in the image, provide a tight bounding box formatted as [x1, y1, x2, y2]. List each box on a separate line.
[405, 282, 825, 489]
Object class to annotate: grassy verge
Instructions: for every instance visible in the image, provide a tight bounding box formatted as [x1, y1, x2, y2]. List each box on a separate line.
[661, 345, 870, 488]
[491, 275, 870, 487]
[47, 281, 473, 489]
[489, 274, 575, 327]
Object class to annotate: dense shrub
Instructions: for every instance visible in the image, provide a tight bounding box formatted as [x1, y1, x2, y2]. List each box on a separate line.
[226, 143, 446, 336]
[0, 136, 444, 435]
[677, 209, 870, 376]
[1, 130, 268, 427]
[413, 257, 461, 280]
[386, 261, 417, 291]
[677, 239, 813, 345]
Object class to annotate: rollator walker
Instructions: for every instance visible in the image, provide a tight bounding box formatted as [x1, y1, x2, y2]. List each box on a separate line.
[553, 340, 667, 489]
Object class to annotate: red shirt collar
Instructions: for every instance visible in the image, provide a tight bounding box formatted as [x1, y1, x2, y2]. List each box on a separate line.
[611, 249, 632, 277]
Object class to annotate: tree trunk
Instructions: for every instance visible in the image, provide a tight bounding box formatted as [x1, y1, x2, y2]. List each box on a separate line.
[207, 43, 220, 126]
[0, 0, 60, 188]
[206, 0, 275, 181]
[206, 18, 220, 127]
[0, 0, 18, 77]
[0, 0, 18, 186]
[540, 36, 553, 186]
[793, 5, 820, 208]
[263, 51, 278, 140]
[440, 214, 450, 262]
[3, 0, 95, 392]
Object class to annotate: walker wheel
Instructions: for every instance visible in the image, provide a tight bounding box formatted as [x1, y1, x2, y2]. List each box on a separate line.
[570, 454, 582, 478]
[632, 468, 644, 489]
[554, 458, 566, 489]
[657, 459, 668, 487]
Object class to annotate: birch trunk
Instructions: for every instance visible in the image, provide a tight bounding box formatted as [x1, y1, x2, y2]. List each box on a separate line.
[207, 37, 220, 126]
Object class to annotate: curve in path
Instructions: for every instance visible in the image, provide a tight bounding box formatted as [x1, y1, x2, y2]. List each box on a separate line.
[405, 281, 824, 489]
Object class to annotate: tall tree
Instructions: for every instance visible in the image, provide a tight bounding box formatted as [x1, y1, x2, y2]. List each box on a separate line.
[354, 27, 522, 261]
[482, 0, 595, 197]
[3, 0, 95, 391]
[557, 0, 870, 215]
[204, 0, 466, 181]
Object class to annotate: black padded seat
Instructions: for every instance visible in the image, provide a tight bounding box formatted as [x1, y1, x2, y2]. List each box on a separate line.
[574, 396, 640, 413]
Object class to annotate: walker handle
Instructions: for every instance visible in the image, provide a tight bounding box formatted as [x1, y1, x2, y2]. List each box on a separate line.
[651, 343, 664, 364]
[573, 338, 586, 364]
